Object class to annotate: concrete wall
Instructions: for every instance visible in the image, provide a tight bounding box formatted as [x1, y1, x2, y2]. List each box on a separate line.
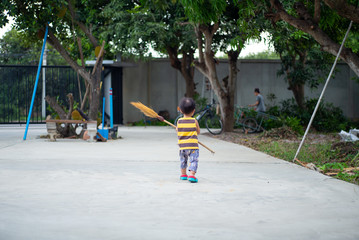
[123, 59, 359, 123]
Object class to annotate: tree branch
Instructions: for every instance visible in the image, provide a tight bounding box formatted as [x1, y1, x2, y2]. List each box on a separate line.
[227, 50, 239, 93]
[195, 25, 205, 64]
[268, 0, 359, 76]
[314, 0, 321, 23]
[45, 96, 67, 119]
[166, 46, 181, 71]
[323, 0, 359, 24]
[92, 40, 105, 75]
[47, 29, 92, 85]
[66, 93, 74, 119]
[67, 0, 99, 47]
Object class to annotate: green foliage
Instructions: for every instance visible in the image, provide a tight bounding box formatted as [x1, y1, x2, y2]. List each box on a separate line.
[261, 0, 359, 79]
[3, 0, 111, 63]
[101, 1, 196, 59]
[268, 21, 333, 90]
[320, 162, 348, 172]
[269, 98, 349, 132]
[282, 116, 304, 135]
[319, 162, 359, 184]
[241, 50, 279, 60]
[336, 171, 359, 184]
[0, 29, 67, 65]
[179, 0, 227, 23]
[261, 117, 282, 131]
[258, 141, 334, 165]
[256, 139, 359, 184]
[192, 93, 207, 112]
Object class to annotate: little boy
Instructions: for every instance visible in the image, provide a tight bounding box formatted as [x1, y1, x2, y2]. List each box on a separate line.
[176, 97, 200, 183]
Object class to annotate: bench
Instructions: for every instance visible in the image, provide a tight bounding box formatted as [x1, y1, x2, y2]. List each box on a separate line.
[45, 119, 98, 142]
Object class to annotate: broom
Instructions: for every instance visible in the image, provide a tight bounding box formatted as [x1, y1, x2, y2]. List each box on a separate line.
[131, 101, 215, 154]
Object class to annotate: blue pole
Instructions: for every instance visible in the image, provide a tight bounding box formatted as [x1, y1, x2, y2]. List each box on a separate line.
[102, 97, 105, 129]
[110, 88, 113, 128]
[23, 25, 49, 140]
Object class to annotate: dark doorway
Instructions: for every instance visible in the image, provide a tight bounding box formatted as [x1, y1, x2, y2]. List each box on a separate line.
[110, 68, 123, 124]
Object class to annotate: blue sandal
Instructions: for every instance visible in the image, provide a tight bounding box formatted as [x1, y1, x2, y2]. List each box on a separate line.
[180, 175, 188, 180]
[188, 176, 198, 183]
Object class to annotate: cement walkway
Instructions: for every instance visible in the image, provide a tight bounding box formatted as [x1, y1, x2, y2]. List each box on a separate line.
[0, 125, 358, 240]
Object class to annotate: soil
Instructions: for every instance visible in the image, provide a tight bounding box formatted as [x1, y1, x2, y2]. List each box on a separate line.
[331, 142, 359, 155]
[205, 127, 357, 162]
[206, 127, 341, 148]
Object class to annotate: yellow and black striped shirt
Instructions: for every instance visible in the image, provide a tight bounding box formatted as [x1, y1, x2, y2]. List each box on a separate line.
[177, 117, 199, 150]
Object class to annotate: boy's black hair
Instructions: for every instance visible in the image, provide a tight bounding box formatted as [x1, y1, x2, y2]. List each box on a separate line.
[254, 88, 260, 93]
[179, 97, 196, 115]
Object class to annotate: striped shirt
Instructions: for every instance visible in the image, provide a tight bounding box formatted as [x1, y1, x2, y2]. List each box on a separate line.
[177, 117, 199, 150]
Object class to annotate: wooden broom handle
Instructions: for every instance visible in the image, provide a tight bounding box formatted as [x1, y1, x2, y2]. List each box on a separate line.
[163, 120, 215, 154]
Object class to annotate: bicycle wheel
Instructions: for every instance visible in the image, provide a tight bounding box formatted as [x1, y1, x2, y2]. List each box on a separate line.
[242, 118, 258, 134]
[205, 115, 223, 135]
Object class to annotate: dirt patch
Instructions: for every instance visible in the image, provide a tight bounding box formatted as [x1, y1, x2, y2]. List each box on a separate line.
[206, 129, 340, 146]
[262, 126, 299, 140]
[331, 142, 359, 156]
[207, 129, 262, 149]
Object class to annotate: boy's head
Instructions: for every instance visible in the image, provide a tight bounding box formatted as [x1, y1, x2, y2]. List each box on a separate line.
[254, 88, 260, 96]
[179, 97, 196, 115]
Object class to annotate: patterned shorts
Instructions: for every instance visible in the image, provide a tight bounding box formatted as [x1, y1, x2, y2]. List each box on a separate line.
[179, 149, 199, 173]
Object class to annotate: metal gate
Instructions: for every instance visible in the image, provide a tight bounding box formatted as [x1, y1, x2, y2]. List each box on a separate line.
[0, 65, 86, 124]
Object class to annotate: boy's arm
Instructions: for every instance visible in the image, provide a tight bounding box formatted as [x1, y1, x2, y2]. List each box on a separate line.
[195, 119, 200, 134]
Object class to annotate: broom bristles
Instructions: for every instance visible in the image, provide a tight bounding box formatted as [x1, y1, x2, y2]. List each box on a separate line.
[130, 102, 159, 119]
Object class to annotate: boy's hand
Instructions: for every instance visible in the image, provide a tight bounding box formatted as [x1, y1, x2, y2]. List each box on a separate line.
[157, 116, 164, 122]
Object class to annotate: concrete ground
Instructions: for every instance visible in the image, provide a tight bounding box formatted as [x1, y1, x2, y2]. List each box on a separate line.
[0, 125, 358, 240]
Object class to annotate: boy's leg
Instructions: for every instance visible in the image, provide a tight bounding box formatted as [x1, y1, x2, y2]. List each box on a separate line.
[179, 150, 189, 180]
[188, 150, 199, 179]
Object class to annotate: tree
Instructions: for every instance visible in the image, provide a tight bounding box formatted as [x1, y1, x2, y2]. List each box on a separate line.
[0, 29, 67, 65]
[1, 0, 110, 120]
[241, 50, 279, 59]
[180, 0, 262, 132]
[265, 0, 359, 76]
[101, 0, 198, 97]
[268, 22, 332, 109]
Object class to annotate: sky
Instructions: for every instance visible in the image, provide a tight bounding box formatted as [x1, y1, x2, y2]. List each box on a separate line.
[0, 19, 13, 38]
[0, 19, 272, 57]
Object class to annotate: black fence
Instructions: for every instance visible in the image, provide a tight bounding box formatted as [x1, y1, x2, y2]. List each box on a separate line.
[0, 65, 87, 124]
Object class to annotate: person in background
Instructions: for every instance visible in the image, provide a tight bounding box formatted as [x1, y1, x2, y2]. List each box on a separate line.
[249, 88, 266, 112]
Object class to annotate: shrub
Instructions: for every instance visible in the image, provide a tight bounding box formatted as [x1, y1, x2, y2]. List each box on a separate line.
[267, 98, 349, 132]
[283, 116, 304, 135]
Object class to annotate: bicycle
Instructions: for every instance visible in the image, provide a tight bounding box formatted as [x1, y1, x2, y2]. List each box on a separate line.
[234, 106, 278, 133]
[175, 102, 223, 135]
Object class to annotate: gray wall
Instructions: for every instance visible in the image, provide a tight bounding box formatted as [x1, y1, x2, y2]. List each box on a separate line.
[123, 59, 359, 123]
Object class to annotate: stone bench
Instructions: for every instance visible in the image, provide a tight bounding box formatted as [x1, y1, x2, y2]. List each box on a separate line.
[45, 119, 97, 142]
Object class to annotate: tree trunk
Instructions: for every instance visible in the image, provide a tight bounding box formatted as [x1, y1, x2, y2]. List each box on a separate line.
[167, 47, 196, 98]
[182, 51, 196, 98]
[88, 59, 103, 120]
[193, 24, 238, 132]
[219, 51, 238, 132]
[289, 83, 305, 109]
